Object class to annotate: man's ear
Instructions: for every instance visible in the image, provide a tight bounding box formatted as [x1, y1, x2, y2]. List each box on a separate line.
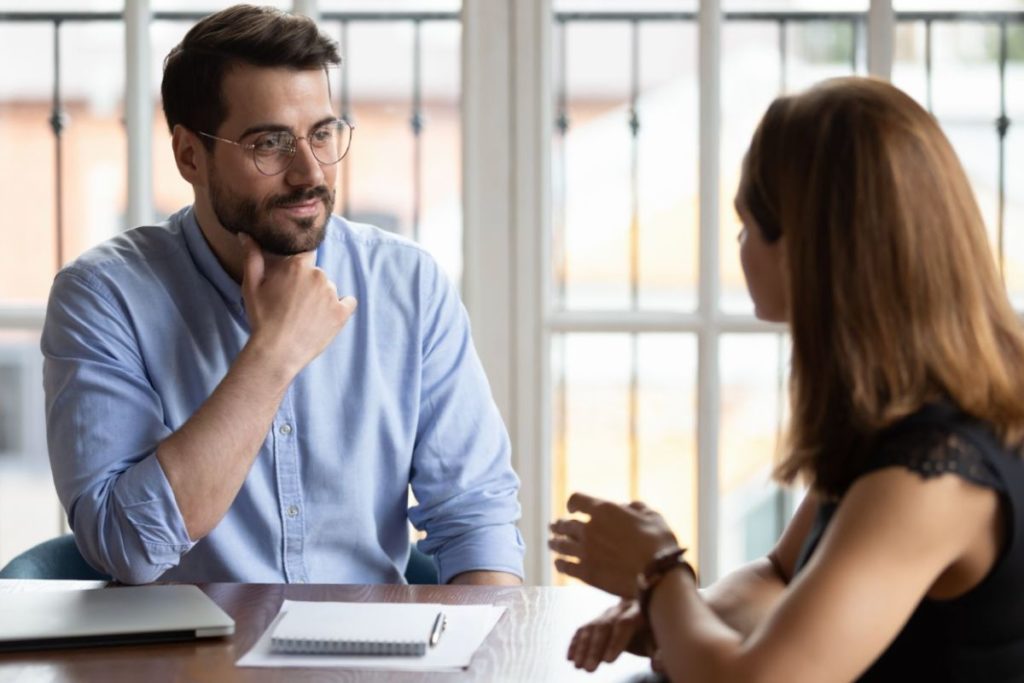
[171, 124, 206, 186]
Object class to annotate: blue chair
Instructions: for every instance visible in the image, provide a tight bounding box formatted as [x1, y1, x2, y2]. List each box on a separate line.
[0, 534, 439, 584]
[403, 544, 439, 585]
[0, 535, 109, 580]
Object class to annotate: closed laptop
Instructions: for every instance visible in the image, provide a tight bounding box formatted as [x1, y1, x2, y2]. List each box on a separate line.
[0, 584, 234, 652]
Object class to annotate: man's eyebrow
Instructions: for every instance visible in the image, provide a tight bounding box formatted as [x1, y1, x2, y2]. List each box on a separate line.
[238, 123, 290, 140]
[310, 115, 339, 130]
[238, 117, 338, 141]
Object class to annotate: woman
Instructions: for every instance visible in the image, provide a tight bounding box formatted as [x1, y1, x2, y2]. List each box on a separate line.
[548, 76, 1024, 682]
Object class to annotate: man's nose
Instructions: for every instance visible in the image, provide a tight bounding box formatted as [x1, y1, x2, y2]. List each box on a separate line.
[284, 138, 326, 187]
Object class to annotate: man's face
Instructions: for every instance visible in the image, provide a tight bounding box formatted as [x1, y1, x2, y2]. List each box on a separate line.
[205, 65, 339, 256]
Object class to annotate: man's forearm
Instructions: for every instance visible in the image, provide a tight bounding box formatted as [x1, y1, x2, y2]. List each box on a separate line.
[449, 570, 523, 586]
[156, 339, 295, 541]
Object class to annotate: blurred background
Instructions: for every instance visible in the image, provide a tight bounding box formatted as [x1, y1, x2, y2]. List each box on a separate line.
[0, 0, 1021, 583]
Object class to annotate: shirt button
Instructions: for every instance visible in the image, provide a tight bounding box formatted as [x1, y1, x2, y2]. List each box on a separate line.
[287, 505, 299, 518]
[279, 423, 293, 436]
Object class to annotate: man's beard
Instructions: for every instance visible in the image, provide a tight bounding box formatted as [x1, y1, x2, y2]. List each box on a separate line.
[209, 175, 336, 256]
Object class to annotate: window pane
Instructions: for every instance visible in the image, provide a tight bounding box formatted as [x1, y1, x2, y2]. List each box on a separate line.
[895, 0, 1024, 9]
[555, 0, 696, 11]
[554, 20, 698, 311]
[0, 0, 120, 9]
[0, 19, 126, 305]
[724, 1, 866, 8]
[719, 333, 793, 576]
[636, 22, 699, 311]
[151, 21, 202, 222]
[720, 21, 783, 315]
[893, 18, 1022, 299]
[0, 330, 61, 568]
[551, 333, 698, 581]
[1008, 126, 1024, 309]
[320, 0, 460, 10]
[150, 0, 289, 10]
[927, 22, 1002, 118]
[721, 17, 859, 314]
[334, 18, 463, 282]
[557, 22, 634, 310]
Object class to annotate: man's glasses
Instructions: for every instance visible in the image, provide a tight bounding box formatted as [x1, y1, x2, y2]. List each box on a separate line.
[198, 119, 354, 176]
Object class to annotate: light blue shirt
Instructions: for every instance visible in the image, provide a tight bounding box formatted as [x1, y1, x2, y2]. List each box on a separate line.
[42, 207, 524, 585]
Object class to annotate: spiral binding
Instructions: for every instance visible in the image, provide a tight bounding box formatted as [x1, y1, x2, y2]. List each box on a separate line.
[271, 636, 427, 657]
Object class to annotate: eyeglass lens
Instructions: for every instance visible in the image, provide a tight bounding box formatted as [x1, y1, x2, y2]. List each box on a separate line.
[251, 121, 353, 175]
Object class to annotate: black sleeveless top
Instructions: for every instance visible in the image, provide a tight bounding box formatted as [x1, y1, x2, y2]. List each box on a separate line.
[793, 403, 1024, 682]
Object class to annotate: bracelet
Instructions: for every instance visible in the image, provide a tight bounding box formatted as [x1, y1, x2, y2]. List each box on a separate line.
[636, 546, 698, 624]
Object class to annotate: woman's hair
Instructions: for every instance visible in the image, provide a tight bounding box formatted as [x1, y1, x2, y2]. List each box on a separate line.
[739, 76, 1024, 496]
[161, 4, 340, 149]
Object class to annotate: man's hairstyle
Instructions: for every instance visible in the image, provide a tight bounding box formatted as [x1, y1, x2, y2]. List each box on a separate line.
[740, 77, 1024, 496]
[161, 4, 341, 148]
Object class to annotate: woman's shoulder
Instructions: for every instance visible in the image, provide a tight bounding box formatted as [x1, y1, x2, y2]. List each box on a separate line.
[864, 402, 1021, 494]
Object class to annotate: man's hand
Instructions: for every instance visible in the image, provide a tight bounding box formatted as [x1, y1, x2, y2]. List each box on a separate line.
[238, 232, 357, 378]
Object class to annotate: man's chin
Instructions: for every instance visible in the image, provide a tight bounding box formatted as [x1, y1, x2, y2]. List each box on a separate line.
[257, 218, 328, 255]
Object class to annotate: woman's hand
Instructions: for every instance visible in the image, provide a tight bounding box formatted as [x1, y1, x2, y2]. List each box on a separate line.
[548, 492, 680, 598]
[568, 599, 654, 672]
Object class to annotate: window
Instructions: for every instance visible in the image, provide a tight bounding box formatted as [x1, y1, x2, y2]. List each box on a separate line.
[546, 0, 1023, 583]
[0, 0, 1020, 581]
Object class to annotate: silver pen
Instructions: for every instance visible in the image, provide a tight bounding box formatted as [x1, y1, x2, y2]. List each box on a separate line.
[429, 611, 447, 647]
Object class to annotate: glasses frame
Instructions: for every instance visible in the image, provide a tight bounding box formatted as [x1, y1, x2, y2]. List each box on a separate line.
[197, 118, 355, 176]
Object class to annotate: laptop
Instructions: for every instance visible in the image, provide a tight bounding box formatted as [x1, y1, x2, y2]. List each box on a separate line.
[0, 584, 235, 652]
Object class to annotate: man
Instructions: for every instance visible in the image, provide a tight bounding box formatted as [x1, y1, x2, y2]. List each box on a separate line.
[41, 4, 524, 586]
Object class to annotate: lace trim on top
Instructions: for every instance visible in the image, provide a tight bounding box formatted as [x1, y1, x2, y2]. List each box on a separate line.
[866, 425, 1005, 493]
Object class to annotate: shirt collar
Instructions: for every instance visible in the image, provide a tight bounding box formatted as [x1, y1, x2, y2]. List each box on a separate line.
[179, 206, 332, 313]
[180, 206, 246, 312]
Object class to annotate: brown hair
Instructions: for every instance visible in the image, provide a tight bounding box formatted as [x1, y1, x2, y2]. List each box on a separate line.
[161, 4, 340, 148]
[740, 76, 1024, 496]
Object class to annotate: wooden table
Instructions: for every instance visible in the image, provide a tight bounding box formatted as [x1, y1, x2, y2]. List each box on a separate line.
[0, 581, 661, 682]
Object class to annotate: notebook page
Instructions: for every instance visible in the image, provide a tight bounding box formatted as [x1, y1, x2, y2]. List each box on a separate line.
[271, 601, 442, 647]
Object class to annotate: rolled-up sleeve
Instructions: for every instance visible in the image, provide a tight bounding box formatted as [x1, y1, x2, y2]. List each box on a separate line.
[42, 269, 194, 584]
[406, 263, 525, 583]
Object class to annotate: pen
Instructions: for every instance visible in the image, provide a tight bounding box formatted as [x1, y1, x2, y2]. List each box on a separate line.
[429, 611, 447, 647]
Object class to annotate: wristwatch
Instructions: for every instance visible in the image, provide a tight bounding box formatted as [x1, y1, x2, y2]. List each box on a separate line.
[636, 546, 698, 623]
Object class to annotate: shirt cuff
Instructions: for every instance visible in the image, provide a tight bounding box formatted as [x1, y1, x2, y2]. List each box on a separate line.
[431, 524, 526, 584]
[113, 453, 195, 565]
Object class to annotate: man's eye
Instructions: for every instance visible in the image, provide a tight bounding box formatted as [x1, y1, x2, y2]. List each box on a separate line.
[254, 134, 291, 152]
[311, 127, 335, 144]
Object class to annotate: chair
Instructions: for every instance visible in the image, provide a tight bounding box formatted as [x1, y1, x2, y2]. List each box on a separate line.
[0, 534, 109, 580]
[403, 544, 439, 585]
[0, 534, 439, 584]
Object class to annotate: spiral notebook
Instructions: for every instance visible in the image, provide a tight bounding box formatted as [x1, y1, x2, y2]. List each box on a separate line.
[270, 601, 442, 656]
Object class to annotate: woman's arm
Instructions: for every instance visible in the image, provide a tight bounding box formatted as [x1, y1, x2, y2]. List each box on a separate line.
[647, 469, 1000, 682]
[556, 493, 818, 672]
[553, 468, 1000, 682]
[701, 492, 819, 637]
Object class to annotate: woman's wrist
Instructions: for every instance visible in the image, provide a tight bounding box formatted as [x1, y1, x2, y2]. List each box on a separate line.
[637, 547, 698, 624]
